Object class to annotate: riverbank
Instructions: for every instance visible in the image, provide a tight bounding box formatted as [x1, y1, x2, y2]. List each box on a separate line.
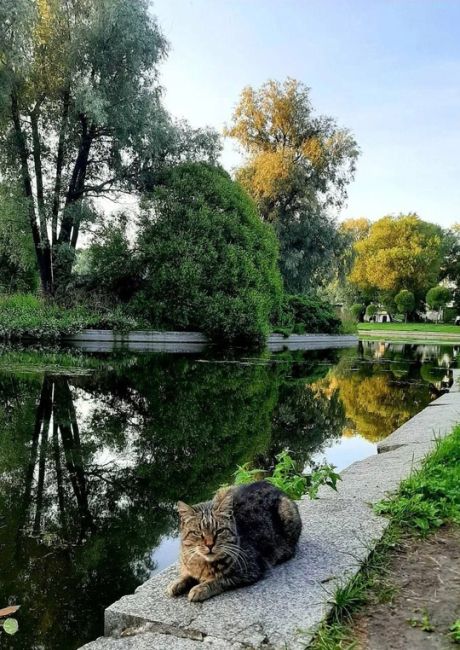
[64, 330, 357, 353]
[312, 424, 460, 649]
[358, 322, 460, 343]
[79, 371, 460, 650]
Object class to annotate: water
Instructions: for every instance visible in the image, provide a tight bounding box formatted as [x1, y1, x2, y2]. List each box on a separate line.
[0, 340, 456, 649]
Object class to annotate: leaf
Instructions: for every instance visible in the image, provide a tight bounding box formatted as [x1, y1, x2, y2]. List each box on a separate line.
[0, 605, 20, 618]
[2, 618, 19, 635]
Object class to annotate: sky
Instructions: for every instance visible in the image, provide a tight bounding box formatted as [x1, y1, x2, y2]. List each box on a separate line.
[151, 0, 460, 228]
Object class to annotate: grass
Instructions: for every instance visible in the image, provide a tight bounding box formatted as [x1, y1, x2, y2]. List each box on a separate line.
[310, 425, 460, 650]
[359, 322, 460, 333]
[0, 294, 141, 340]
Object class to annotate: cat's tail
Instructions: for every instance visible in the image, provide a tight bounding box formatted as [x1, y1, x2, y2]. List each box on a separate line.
[278, 495, 302, 547]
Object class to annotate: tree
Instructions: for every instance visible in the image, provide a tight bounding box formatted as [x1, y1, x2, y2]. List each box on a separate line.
[439, 224, 460, 311]
[426, 286, 451, 322]
[365, 303, 378, 320]
[225, 78, 359, 293]
[0, 0, 219, 294]
[349, 214, 444, 304]
[395, 289, 415, 322]
[133, 163, 283, 346]
[0, 182, 38, 291]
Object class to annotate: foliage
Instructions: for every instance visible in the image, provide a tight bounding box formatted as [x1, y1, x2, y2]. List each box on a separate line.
[273, 294, 341, 335]
[0, 183, 38, 292]
[0, 294, 138, 339]
[226, 78, 359, 293]
[232, 450, 340, 501]
[0, 0, 219, 293]
[395, 289, 415, 320]
[365, 303, 378, 318]
[350, 303, 365, 321]
[349, 215, 444, 303]
[374, 425, 460, 534]
[84, 215, 141, 302]
[449, 619, 460, 643]
[132, 163, 283, 346]
[426, 286, 451, 319]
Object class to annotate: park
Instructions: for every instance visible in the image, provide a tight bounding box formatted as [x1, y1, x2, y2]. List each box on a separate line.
[0, 1, 459, 649]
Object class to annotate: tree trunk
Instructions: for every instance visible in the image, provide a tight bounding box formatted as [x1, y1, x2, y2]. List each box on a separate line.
[54, 117, 95, 291]
[11, 92, 53, 294]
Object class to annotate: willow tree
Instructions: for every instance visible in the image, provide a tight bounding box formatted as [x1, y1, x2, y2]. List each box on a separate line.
[0, 0, 218, 294]
[225, 79, 359, 293]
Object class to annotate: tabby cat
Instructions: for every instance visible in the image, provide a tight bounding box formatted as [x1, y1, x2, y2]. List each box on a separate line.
[166, 481, 302, 602]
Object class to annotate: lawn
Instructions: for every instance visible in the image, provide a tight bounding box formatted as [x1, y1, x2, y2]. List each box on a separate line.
[358, 322, 460, 334]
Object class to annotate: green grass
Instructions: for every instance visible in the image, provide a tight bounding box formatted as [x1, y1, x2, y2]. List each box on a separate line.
[358, 322, 460, 333]
[0, 294, 142, 340]
[310, 425, 460, 650]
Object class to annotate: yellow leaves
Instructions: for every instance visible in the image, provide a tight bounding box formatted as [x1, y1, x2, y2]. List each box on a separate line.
[349, 214, 443, 293]
[301, 137, 324, 167]
[236, 149, 296, 204]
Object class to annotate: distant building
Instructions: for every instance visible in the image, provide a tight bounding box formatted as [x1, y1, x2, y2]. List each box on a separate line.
[364, 310, 393, 323]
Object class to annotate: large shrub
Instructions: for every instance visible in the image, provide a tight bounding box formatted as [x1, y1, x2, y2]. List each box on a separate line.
[84, 216, 141, 303]
[274, 294, 341, 335]
[132, 163, 283, 346]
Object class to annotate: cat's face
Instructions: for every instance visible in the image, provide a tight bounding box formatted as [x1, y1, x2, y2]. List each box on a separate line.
[177, 489, 237, 563]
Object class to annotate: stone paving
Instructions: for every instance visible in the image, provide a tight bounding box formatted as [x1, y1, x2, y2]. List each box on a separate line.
[80, 370, 460, 650]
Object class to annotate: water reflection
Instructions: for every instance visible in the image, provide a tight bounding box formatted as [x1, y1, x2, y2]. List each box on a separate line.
[0, 342, 456, 649]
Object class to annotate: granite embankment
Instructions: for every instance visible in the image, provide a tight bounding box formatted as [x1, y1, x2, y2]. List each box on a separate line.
[65, 330, 358, 353]
[80, 370, 460, 650]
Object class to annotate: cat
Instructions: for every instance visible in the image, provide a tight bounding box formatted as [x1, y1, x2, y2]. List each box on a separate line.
[166, 480, 302, 602]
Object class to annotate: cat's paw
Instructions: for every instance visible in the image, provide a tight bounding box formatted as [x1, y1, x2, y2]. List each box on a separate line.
[188, 583, 211, 602]
[166, 579, 189, 597]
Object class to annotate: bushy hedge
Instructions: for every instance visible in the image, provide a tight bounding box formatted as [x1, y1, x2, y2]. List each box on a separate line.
[274, 294, 341, 335]
[131, 163, 283, 346]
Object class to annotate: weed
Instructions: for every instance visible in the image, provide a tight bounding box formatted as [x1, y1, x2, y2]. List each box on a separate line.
[232, 450, 341, 501]
[407, 609, 434, 632]
[449, 619, 460, 643]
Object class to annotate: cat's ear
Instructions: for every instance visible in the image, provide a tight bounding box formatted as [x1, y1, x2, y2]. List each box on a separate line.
[213, 488, 233, 518]
[177, 501, 195, 521]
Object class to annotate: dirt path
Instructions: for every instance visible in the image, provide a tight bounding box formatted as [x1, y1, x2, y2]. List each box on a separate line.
[352, 526, 460, 649]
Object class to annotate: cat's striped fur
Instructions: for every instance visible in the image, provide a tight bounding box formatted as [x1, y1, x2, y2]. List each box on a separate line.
[166, 481, 302, 602]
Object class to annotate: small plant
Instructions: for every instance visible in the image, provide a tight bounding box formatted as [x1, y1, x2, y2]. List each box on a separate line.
[330, 575, 367, 621]
[407, 609, 434, 632]
[0, 605, 19, 636]
[374, 427, 460, 535]
[232, 450, 340, 501]
[449, 619, 460, 643]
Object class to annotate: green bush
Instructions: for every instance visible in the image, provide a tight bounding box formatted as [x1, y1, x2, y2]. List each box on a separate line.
[274, 294, 341, 335]
[132, 163, 283, 346]
[84, 216, 141, 302]
[350, 303, 365, 322]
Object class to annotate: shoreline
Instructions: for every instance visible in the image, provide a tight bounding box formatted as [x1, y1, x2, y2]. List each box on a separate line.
[79, 370, 460, 650]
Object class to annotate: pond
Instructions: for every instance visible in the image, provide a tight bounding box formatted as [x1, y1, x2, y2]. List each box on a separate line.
[0, 340, 456, 649]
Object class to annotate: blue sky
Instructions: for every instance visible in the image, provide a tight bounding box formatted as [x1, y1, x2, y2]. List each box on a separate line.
[152, 0, 460, 227]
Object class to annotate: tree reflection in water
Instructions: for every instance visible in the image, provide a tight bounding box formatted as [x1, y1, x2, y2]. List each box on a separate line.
[0, 343, 454, 649]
